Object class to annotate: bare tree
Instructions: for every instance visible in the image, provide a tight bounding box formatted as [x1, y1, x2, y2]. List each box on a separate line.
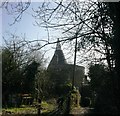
[2, 33, 46, 69]
[1, 1, 31, 25]
[2, 0, 115, 72]
[2, 34, 47, 107]
[32, 0, 114, 69]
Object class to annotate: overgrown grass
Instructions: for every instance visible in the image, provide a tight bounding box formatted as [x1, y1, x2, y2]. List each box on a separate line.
[2, 100, 57, 115]
[2, 106, 37, 114]
[41, 101, 56, 113]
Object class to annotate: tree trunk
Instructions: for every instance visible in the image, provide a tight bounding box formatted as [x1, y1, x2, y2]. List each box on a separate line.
[108, 3, 120, 113]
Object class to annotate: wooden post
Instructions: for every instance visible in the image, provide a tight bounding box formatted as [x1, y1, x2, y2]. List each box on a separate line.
[38, 98, 41, 115]
[72, 36, 77, 90]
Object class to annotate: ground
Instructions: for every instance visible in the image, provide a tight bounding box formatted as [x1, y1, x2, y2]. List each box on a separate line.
[70, 107, 94, 116]
[2, 99, 57, 116]
[2, 98, 94, 116]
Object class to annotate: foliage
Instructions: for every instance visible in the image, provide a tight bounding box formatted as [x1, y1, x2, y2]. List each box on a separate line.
[35, 69, 50, 99]
[2, 48, 22, 94]
[88, 63, 115, 113]
[22, 61, 39, 94]
[2, 38, 44, 107]
[105, 3, 120, 112]
[2, 1, 120, 113]
[41, 101, 56, 113]
[88, 64, 108, 92]
[2, 48, 39, 107]
[47, 68, 72, 97]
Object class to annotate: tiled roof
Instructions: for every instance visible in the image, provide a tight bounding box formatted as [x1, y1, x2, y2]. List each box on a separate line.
[48, 40, 67, 69]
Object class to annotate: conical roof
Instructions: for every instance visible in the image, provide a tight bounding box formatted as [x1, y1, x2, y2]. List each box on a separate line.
[48, 39, 67, 69]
